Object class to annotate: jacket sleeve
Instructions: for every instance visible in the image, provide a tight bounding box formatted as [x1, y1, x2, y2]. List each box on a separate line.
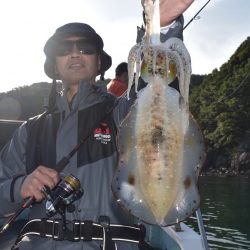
[0, 123, 28, 216]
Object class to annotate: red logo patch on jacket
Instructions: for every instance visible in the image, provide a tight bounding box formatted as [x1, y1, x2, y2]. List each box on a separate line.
[93, 122, 111, 144]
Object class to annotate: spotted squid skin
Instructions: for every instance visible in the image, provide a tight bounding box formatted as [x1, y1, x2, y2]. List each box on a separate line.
[135, 77, 185, 224]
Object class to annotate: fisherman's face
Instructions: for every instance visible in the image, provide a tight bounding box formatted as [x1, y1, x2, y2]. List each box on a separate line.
[54, 36, 101, 86]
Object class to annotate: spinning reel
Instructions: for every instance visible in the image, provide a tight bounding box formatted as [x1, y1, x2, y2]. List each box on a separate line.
[43, 174, 84, 217]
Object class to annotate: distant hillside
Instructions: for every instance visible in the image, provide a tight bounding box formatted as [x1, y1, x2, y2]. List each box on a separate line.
[0, 82, 51, 120]
[0, 79, 111, 121]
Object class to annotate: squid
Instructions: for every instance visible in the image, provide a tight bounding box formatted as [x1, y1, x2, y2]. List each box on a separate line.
[112, 0, 206, 226]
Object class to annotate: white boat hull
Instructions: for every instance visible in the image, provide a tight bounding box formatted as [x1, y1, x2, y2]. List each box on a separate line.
[145, 222, 205, 250]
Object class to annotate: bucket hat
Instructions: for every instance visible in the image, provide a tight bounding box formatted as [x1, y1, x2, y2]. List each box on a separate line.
[44, 22, 112, 79]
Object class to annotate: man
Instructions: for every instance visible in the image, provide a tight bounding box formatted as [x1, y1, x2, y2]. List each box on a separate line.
[0, 1, 194, 249]
[107, 62, 129, 97]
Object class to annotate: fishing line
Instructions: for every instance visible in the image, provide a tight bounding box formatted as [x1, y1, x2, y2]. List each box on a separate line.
[216, 69, 250, 103]
[183, 0, 211, 30]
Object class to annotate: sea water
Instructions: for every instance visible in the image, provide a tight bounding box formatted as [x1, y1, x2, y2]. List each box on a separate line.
[186, 176, 250, 250]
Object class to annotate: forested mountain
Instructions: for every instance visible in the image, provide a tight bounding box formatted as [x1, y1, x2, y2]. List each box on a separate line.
[0, 82, 51, 120]
[0, 37, 249, 174]
[190, 37, 250, 174]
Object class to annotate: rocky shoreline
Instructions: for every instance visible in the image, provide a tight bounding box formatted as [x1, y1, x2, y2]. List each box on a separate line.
[201, 168, 250, 178]
[200, 131, 250, 178]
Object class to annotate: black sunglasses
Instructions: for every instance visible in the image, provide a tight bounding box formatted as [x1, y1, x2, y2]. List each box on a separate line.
[55, 39, 98, 57]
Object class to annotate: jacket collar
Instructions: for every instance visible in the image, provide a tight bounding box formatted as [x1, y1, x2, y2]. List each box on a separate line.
[56, 80, 112, 113]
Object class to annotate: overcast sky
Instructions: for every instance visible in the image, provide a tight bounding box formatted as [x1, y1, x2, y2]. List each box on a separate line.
[0, 0, 249, 93]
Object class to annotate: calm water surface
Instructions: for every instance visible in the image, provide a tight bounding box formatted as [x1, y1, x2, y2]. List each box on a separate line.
[186, 176, 250, 250]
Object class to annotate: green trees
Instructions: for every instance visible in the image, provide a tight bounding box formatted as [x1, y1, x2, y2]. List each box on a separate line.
[190, 37, 250, 161]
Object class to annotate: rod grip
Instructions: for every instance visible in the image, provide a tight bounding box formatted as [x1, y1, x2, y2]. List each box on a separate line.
[54, 157, 69, 172]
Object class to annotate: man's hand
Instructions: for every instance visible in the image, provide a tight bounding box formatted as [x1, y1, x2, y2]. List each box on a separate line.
[20, 166, 60, 202]
[141, 0, 194, 26]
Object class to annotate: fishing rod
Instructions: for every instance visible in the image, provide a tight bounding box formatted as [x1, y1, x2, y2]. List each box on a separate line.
[183, 0, 211, 30]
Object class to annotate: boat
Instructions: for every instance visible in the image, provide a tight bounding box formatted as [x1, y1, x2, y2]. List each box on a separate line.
[137, 207, 208, 249]
[148, 222, 205, 249]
